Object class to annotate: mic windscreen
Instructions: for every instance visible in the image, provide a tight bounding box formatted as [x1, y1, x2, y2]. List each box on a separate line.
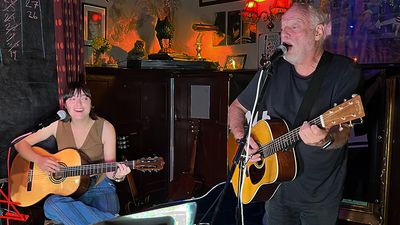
[57, 110, 67, 120]
[277, 44, 288, 55]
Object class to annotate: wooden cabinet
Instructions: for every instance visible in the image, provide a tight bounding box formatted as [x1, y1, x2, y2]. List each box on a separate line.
[85, 67, 230, 207]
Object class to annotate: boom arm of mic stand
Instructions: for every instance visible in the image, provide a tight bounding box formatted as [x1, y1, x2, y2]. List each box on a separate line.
[210, 65, 274, 225]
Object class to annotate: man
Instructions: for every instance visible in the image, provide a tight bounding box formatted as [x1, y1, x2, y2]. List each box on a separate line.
[228, 3, 362, 225]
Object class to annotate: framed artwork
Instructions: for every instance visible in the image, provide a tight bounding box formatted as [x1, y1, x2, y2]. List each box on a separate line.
[241, 19, 257, 44]
[227, 10, 241, 45]
[199, 0, 240, 7]
[224, 54, 247, 70]
[212, 11, 226, 46]
[258, 32, 281, 67]
[83, 4, 106, 45]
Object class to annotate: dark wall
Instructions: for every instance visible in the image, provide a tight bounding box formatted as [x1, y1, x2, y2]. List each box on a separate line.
[0, 1, 58, 178]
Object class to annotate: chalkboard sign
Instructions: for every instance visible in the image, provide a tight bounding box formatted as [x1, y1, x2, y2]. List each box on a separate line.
[0, 0, 58, 177]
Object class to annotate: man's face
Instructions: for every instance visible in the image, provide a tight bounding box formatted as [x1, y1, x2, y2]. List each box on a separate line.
[280, 6, 317, 65]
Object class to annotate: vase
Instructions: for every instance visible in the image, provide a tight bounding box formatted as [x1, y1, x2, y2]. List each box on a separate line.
[93, 52, 107, 66]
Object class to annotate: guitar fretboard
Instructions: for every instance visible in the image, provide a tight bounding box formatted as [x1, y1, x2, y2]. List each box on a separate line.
[259, 116, 322, 158]
[55, 161, 134, 177]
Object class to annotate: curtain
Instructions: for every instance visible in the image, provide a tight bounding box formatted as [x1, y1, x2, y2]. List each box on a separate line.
[53, 0, 85, 108]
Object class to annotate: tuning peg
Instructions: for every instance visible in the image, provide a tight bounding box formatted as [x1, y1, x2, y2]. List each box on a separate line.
[333, 103, 338, 107]
[339, 124, 343, 131]
[349, 121, 353, 127]
[351, 94, 358, 97]
[343, 98, 347, 102]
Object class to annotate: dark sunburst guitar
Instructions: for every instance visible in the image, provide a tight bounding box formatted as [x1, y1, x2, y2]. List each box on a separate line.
[228, 95, 365, 204]
[9, 147, 165, 207]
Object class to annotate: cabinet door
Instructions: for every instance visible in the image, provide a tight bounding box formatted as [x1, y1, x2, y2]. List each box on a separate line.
[114, 78, 170, 204]
[86, 75, 116, 121]
[87, 74, 170, 206]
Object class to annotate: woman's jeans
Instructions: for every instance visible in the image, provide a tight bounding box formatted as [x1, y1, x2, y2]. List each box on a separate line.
[43, 177, 119, 225]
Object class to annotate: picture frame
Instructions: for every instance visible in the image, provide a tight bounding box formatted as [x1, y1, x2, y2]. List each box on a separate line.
[258, 32, 281, 68]
[224, 54, 247, 70]
[83, 3, 106, 45]
[199, 0, 240, 7]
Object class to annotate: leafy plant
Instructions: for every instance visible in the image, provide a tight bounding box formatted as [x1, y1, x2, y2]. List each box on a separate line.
[91, 37, 111, 54]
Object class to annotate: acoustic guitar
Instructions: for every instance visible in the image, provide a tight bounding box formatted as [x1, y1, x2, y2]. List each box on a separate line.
[169, 119, 203, 200]
[9, 147, 165, 207]
[228, 95, 365, 204]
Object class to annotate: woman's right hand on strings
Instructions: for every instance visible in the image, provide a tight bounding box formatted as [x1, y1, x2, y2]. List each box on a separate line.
[36, 156, 60, 173]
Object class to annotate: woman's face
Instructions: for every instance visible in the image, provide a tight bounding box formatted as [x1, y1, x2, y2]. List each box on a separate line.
[65, 90, 92, 120]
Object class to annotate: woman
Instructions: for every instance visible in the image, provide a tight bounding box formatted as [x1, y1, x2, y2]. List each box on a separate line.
[14, 82, 131, 225]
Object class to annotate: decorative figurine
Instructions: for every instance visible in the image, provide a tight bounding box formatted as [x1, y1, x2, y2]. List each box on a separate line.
[155, 16, 175, 53]
[127, 40, 146, 60]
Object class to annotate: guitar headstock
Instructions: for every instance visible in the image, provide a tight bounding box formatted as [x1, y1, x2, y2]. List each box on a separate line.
[190, 119, 200, 135]
[117, 135, 130, 151]
[134, 156, 165, 172]
[322, 95, 365, 129]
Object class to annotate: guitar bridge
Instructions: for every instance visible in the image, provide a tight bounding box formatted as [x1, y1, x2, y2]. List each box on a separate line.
[27, 162, 34, 191]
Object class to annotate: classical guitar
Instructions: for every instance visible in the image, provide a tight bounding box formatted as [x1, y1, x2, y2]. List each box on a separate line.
[9, 147, 165, 207]
[169, 120, 203, 200]
[228, 95, 365, 204]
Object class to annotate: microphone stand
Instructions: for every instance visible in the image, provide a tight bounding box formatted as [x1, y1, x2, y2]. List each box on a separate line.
[209, 61, 274, 225]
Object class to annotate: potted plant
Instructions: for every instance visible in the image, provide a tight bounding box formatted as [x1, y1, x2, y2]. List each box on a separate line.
[91, 37, 111, 66]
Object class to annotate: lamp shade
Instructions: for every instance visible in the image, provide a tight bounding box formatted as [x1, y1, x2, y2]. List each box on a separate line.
[270, 0, 292, 15]
[242, 0, 259, 20]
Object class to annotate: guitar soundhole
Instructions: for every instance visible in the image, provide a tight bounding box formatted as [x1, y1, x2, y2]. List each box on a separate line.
[249, 162, 265, 184]
[49, 162, 67, 184]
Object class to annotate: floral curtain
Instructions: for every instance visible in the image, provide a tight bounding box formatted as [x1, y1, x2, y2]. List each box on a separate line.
[53, 0, 85, 108]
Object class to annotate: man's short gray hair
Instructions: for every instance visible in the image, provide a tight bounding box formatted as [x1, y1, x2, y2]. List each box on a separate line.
[291, 3, 330, 27]
[289, 3, 332, 38]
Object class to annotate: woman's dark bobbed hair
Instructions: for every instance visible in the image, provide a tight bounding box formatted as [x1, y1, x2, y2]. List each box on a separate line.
[63, 82, 97, 121]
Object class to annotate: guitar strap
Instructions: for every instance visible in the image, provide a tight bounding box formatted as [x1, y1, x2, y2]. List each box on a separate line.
[292, 51, 333, 129]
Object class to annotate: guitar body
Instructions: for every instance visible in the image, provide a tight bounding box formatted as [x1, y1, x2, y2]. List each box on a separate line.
[168, 173, 203, 200]
[10, 147, 90, 207]
[228, 119, 297, 204]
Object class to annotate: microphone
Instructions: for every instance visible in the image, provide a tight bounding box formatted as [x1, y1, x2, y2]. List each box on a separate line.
[33, 110, 67, 132]
[262, 43, 289, 68]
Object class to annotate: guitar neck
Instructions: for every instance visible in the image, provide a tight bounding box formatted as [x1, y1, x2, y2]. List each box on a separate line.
[260, 116, 322, 157]
[55, 161, 135, 177]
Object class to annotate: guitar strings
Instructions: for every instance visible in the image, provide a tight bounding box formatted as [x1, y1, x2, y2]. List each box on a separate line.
[256, 117, 321, 158]
[17, 158, 162, 182]
[22, 162, 135, 180]
[255, 100, 355, 158]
